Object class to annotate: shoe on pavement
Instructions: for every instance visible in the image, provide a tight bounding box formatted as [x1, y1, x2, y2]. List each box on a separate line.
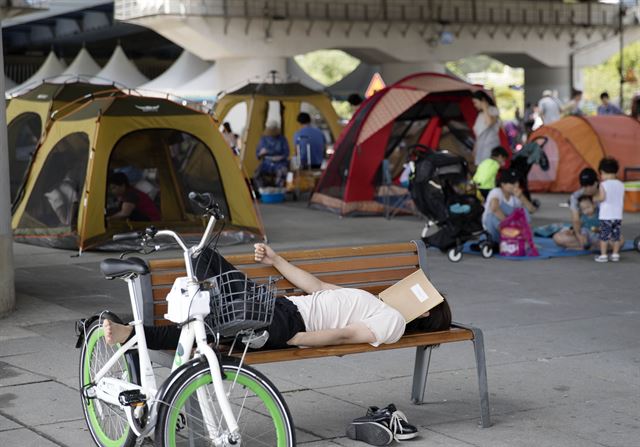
[594, 255, 609, 263]
[610, 253, 620, 262]
[366, 404, 418, 441]
[346, 420, 393, 446]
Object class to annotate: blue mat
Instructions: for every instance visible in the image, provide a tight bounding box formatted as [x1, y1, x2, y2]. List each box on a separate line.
[462, 237, 636, 261]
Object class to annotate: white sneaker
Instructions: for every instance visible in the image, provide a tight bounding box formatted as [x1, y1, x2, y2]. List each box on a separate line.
[610, 253, 620, 262]
[594, 255, 609, 263]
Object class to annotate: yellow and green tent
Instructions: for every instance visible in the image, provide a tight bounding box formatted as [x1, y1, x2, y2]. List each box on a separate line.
[214, 82, 343, 175]
[12, 93, 265, 251]
[6, 81, 121, 202]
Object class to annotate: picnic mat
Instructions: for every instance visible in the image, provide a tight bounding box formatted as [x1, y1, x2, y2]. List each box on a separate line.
[462, 237, 636, 261]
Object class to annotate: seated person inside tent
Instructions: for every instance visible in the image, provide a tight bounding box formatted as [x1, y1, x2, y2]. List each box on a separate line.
[254, 121, 290, 188]
[481, 169, 537, 242]
[103, 243, 452, 350]
[106, 172, 161, 222]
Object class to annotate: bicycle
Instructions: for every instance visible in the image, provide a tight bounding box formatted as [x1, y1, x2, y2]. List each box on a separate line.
[76, 192, 296, 446]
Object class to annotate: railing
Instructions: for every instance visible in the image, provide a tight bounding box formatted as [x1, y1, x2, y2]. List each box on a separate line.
[115, 0, 638, 29]
[3, 0, 49, 9]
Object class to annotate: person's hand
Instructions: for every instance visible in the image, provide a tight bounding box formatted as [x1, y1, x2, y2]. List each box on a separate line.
[513, 184, 524, 199]
[254, 243, 278, 265]
[258, 148, 268, 158]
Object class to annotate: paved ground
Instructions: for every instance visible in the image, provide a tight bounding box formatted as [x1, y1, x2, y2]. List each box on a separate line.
[1, 194, 639, 447]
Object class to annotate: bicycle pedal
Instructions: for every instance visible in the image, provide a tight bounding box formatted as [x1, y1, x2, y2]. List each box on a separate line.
[242, 330, 269, 349]
[118, 390, 147, 407]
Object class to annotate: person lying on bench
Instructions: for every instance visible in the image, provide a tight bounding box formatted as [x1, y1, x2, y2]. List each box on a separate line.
[103, 244, 451, 350]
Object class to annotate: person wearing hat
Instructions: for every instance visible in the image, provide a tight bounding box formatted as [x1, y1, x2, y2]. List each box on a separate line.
[537, 89, 562, 125]
[481, 168, 537, 242]
[553, 168, 600, 249]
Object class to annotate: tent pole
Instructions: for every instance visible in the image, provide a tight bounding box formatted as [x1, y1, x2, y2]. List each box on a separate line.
[0, 33, 16, 316]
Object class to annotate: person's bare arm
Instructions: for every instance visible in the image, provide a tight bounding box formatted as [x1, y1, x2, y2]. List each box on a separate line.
[594, 185, 605, 203]
[514, 185, 537, 214]
[489, 197, 506, 221]
[569, 208, 587, 246]
[108, 202, 135, 220]
[254, 243, 338, 293]
[287, 322, 375, 347]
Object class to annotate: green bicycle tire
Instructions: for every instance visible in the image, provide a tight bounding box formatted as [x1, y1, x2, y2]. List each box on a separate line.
[155, 357, 295, 447]
[79, 320, 137, 447]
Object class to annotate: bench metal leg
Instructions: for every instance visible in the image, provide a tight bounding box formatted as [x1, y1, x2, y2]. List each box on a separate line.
[410, 346, 432, 404]
[471, 327, 491, 428]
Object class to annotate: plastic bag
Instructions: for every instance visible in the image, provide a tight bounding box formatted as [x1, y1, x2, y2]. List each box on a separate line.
[499, 208, 539, 257]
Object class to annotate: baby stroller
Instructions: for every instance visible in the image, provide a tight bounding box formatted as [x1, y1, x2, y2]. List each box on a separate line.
[510, 136, 549, 206]
[409, 145, 494, 262]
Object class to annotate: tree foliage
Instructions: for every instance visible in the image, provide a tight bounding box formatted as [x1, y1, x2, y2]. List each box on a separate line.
[583, 41, 640, 113]
[294, 50, 360, 86]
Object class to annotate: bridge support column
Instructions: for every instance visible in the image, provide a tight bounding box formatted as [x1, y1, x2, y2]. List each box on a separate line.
[524, 66, 571, 108]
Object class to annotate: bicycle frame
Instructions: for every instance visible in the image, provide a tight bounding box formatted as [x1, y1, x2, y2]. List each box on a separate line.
[85, 210, 241, 443]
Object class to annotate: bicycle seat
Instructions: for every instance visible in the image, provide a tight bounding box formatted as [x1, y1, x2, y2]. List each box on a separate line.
[100, 257, 149, 279]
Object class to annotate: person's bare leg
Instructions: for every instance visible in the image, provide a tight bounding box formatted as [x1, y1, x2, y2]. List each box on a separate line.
[287, 323, 376, 347]
[103, 320, 132, 346]
[599, 240, 608, 257]
[612, 240, 622, 255]
[553, 229, 582, 249]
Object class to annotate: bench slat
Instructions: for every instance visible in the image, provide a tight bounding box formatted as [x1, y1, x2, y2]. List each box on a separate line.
[148, 242, 416, 271]
[151, 266, 417, 288]
[230, 329, 474, 365]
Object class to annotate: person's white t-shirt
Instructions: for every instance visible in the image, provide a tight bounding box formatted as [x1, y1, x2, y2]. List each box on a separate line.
[481, 187, 523, 223]
[473, 106, 501, 165]
[538, 96, 561, 124]
[286, 288, 406, 347]
[598, 179, 624, 220]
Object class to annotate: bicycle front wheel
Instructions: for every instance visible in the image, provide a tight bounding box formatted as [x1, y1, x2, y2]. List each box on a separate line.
[79, 320, 137, 447]
[156, 357, 295, 447]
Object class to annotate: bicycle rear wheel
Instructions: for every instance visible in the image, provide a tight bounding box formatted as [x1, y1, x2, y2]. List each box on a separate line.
[156, 357, 295, 447]
[79, 320, 137, 447]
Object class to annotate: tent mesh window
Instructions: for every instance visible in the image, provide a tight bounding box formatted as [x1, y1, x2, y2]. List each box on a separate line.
[8, 112, 42, 202]
[316, 94, 380, 198]
[19, 132, 89, 230]
[107, 129, 230, 224]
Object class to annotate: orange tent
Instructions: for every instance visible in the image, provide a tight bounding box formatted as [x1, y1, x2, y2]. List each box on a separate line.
[528, 116, 640, 192]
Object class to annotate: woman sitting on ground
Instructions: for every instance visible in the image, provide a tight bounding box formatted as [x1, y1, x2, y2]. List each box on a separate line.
[104, 244, 451, 350]
[481, 168, 537, 243]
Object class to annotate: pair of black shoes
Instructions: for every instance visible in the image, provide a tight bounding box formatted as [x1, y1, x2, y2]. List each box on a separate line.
[346, 403, 418, 445]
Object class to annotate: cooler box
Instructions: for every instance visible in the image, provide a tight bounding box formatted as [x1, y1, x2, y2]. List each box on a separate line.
[259, 187, 286, 204]
[624, 182, 640, 212]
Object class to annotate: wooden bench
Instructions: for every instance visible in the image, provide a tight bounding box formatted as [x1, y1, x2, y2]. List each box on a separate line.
[137, 240, 491, 428]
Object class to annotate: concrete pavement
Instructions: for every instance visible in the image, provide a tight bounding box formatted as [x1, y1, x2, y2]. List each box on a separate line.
[1, 194, 639, 446]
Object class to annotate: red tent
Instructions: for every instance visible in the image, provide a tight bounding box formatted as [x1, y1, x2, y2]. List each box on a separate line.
[310, 72, 509, 216]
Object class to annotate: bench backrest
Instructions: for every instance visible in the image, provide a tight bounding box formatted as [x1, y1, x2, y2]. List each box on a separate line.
[143, 241, 425, 327]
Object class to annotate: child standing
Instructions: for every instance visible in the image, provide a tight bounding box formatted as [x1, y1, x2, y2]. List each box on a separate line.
[594, 157, 625, 262]
[473, 146, 509, 199]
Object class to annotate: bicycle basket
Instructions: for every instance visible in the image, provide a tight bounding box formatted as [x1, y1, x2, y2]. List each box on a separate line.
[207, 270, 277, 337]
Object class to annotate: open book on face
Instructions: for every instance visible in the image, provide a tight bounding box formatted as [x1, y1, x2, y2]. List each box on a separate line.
[378, 269, 444, 323]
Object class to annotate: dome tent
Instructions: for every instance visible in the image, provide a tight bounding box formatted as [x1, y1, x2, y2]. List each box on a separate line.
[6, 81, 122, 203]
[90, 45, 148, 87]
[6, 51, 66, 96]
[528, 116, 640, 192]
[311, 72, 508, 216]
[214, 81, 343, 175]
[12, 93, 265, 250]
